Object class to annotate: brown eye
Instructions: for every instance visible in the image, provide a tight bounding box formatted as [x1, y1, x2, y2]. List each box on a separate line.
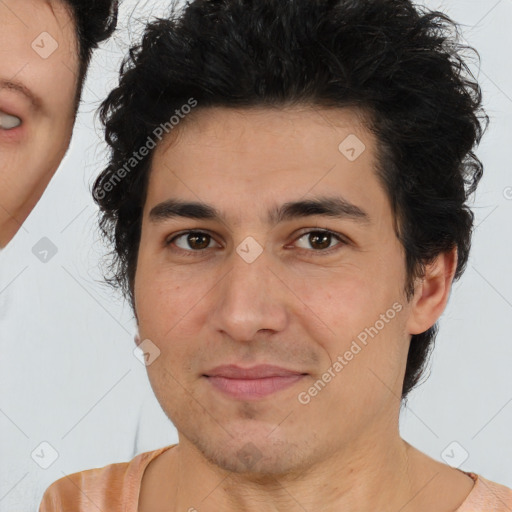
[295, 230, 345, 253]
[167, 231, 219, 253]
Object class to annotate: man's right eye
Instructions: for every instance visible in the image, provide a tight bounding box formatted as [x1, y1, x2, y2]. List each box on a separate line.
[0, 111, 22, 130]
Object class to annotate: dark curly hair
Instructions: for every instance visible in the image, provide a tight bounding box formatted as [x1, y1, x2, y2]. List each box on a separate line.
[93, 0, 488, 401]
[60, 0, 119, 97]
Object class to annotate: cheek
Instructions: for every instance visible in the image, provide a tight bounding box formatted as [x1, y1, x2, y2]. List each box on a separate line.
[0, 151, 24, 179]
[35, 127, 74, 170]
[291, 265, 408, 378]
[289, 267, 382, 336]
[134, 260, 193, 339]
[11, 131, 71, 180]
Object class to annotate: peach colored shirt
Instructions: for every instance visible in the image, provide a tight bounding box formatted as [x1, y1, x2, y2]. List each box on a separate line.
[39, 443, 512, 511]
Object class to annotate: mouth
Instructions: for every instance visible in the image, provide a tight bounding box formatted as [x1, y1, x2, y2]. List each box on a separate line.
[203, 364, 308, 400]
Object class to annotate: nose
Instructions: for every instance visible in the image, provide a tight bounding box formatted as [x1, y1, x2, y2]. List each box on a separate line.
[210, 248, 289, 343]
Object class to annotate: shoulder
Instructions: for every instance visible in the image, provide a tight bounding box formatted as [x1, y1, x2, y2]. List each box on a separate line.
[38, 445, 176, 512]
[457, 472, 512, 511]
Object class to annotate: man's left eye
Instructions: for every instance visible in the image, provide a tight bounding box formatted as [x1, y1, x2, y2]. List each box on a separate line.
[294, 230, 345, 252]
[0, 111, 22, 129]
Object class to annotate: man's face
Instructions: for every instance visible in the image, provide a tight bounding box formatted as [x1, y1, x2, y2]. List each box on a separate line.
[135, 106, 416, 474]
[0, 0, 79, 247]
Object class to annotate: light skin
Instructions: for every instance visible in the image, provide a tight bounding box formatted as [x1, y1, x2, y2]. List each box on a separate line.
[0, 0, 80, 248]
[134, 106, 475, 512]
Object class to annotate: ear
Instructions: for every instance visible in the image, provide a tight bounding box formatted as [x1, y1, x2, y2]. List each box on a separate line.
[134, 332, 141, 347]
[406, 246, 458, 336]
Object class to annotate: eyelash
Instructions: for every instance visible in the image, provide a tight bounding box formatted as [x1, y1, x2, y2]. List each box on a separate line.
[164, 229, 348, 257]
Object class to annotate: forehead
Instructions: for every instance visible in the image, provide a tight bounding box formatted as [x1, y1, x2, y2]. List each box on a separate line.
[0, 0, 76, 36]
[0, 0, 77, 53]
[0, 0, 79, 103]
[151, 106, 374, 178]
[144, 106, 392, 229]
[157, 105, 371, 148]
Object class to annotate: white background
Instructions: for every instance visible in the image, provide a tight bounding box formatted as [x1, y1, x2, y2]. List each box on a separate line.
[1, 0, 511, 510]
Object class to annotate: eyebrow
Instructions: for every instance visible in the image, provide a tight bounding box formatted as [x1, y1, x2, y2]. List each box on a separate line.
[0, 78, 44, 113]
[149, 196, 371, 226]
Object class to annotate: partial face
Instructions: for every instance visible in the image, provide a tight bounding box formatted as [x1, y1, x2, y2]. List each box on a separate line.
[0, 0, 80, 247]
[135, 106, 415, 474]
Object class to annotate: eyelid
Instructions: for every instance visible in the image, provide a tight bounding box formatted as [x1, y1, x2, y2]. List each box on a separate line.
[166, 228, 348, 255]
[292, 228, 348, 253]
[166, 230, 221, 252]
[0, 90, 31, 125]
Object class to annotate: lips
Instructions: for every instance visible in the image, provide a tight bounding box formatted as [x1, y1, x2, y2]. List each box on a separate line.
[204, 364, 306, 379]
[203, 364, 308, 400]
